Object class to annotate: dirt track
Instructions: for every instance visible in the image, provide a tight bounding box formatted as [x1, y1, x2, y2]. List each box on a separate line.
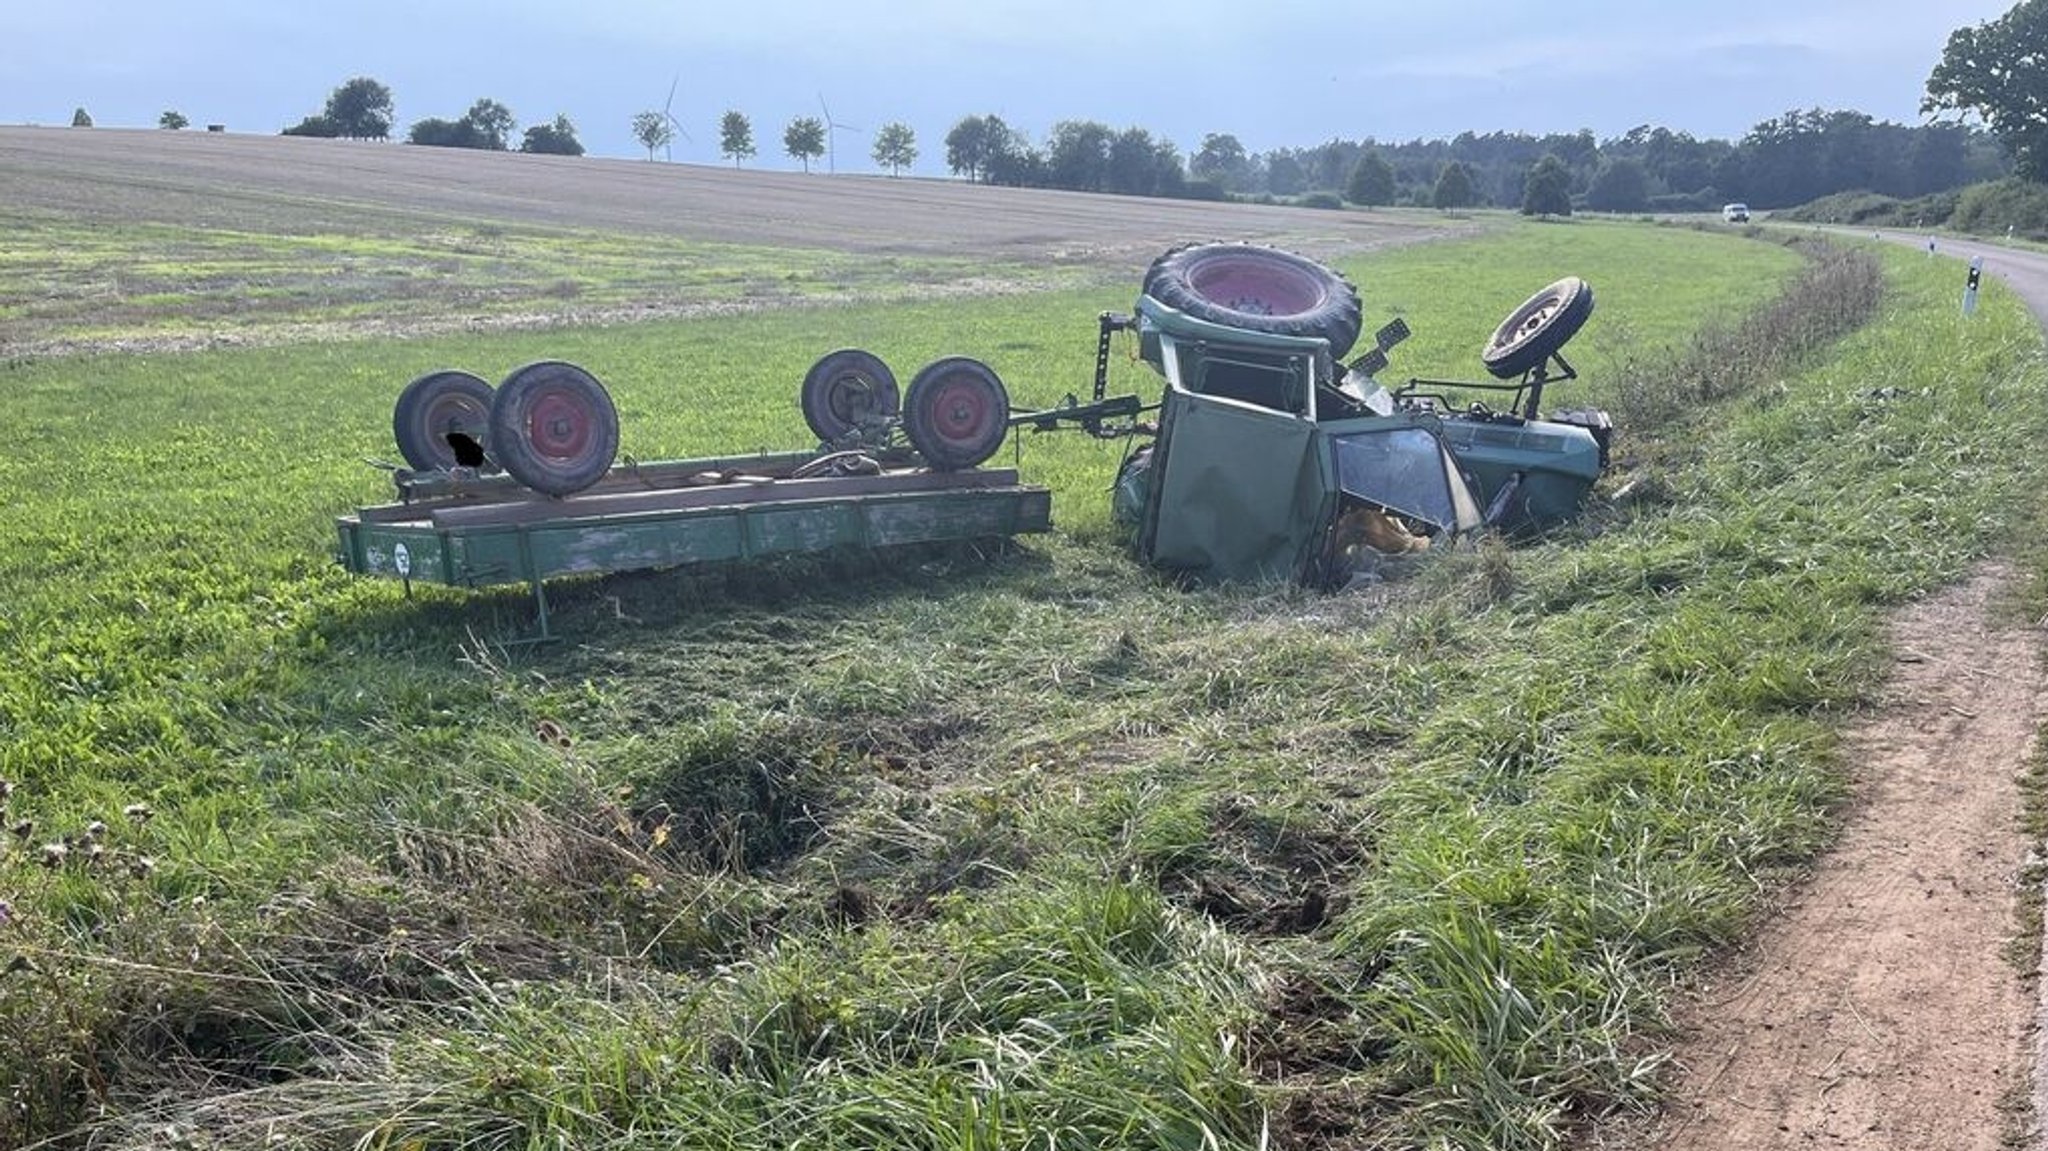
[1617, 232, 2048, 1150]
[1632, 567, 2044, 1150]
[0, 126, 1462, 267]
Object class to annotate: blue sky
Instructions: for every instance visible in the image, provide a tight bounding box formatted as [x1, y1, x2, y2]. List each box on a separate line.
[0, 1, 2014, 171]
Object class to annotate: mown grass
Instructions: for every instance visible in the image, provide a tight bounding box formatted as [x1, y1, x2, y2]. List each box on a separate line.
[0, 206, 1088, 354]
[2, 220, 2039, 1149]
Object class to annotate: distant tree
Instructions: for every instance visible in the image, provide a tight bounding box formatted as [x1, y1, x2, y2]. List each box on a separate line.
[159, 110, 188, 130]
[464, 99, 515, 150]
[407, 117, 484, 148]
[1926, 1, 2048, 180]
[871, 121, 917, 176]
[983, 122, 1043, 187]
[70, 107, 92, 128]
[1046, 119, 1114, 191]
[282, 115, 342, 138]
[1346, 150, 1396, 206]
[1265, 151, 1308, 197]
[631, 110, 674, 161]
[1432, 161, 1478, 210]
[784, 116, 826, 172]
[1585, 157, 1651, 212]
[1105, 127, 1178, 196]
[1191, 132, 1250, 192]
[1521, 153, 1574, 215]
[945, 115, 994, 181]
[719, 110, 755, 167]
[520, 114, 584, 156]
[323, 77, 394, 139]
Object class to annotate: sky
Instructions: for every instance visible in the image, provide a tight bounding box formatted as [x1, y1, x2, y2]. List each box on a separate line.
[0, 1, 2017, 172]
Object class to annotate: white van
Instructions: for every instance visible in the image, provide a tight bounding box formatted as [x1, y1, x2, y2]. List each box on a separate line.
[1722, 203, 1751, 223]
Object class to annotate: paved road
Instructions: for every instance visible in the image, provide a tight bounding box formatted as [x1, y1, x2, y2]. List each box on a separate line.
[1864, 228, 2048, 325]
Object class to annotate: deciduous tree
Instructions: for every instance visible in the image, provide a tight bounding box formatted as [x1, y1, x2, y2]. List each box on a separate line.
[784, 116, 826, 172]
[1926, 0, 2048, 179]
[945, 115, 992, 180]
[1432, 161, 1477, 210]
[720, 110, 755, 167]
[871, 121, 917, 176]
[159, 110, 188, 130]
[521, 114, 584, 156]
[323, 77, 394, 139]
[464, 99, 515, 150]
[1191, 132, 1250, 191]
[1521, 153, 1574, 215]
[1585, 157, 1650, 212]
[632, 111, 674, 160]
[1346, 150, 1395, 206]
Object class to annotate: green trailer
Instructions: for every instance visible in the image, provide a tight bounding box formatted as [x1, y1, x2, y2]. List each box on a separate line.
[336, 451, 1051, 639]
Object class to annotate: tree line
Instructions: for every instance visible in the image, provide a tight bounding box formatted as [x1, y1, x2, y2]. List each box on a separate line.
[262, 48, 2020, 216]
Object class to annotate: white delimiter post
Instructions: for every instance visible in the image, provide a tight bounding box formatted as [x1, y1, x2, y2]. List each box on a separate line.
[1964, 257, 1983, 317]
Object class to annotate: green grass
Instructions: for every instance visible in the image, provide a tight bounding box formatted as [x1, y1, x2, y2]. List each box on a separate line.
[0, 207, 1088, 353]
[2, 220, 2040, 1149]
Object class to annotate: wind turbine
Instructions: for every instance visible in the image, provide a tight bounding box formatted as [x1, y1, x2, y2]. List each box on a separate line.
[661, 75, 692, 161]
[818, 92, 860, 174]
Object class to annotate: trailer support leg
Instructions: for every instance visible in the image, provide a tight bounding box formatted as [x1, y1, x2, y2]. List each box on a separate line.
[506, 529, 558, 645]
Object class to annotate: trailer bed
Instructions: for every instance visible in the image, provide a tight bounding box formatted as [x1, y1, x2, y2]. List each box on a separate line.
[336, 461, 1052, 637]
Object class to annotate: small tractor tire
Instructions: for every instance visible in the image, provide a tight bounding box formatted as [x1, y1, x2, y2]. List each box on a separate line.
[903, 357, 1010, 471]
[392, 369, 496, 472]
[1481, 277, 1594, 380]
[800, 348, 900, 442]
[488, 360, 620, 497]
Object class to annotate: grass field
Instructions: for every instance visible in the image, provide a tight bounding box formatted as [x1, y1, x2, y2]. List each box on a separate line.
[3, 209, 2043, 1150]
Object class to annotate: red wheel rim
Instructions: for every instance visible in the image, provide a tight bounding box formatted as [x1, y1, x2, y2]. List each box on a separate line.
[1189, 256, 1326, 316]
[928, 374, 997, 444]
[527, 387, 594, 460]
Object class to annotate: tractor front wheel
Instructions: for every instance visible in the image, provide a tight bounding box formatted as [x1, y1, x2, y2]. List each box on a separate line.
[1480, 277, 1594, 379]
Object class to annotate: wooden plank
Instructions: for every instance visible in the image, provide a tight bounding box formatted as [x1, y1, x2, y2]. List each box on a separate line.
[427, 468, 1022, 530]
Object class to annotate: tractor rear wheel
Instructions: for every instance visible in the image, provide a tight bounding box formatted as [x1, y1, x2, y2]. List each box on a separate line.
[1142, 243, 1363, 357]
[903, 357, 1010, 471]
[488, 360, 620, 496]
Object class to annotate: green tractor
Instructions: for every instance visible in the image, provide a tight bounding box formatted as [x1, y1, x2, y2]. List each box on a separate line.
[1110, 243, 1610, 585]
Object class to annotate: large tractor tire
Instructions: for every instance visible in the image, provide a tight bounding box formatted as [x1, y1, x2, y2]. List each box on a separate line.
[1481, 277, 1594, 379]
[488, 360, 620, 497]
[1142, 243, 1363, 357]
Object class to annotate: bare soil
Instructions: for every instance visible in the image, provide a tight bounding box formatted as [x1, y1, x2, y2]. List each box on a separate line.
[0, 126, 1462, 265]
[1608, 565, 2046, 1150]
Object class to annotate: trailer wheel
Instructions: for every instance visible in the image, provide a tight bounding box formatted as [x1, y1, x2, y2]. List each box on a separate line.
[489, 360, 620, 496]
[393, 369, 496, 471]
[800, 348, 900, 442]
[1481, 277, 1594, 380]
[903, 357, 1010, 471]
[1142, 243, 1363, 357]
